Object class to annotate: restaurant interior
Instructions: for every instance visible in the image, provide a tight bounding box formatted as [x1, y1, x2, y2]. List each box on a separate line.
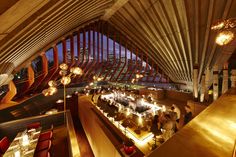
[0, 0, 236, 157]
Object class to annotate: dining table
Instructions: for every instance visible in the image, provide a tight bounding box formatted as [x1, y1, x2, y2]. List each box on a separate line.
[3, 127, 42, 157]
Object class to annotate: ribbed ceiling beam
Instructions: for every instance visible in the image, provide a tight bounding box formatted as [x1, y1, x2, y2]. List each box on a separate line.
[158, 0, 189, 81]
[101, 0, 129, 21]
[0, 0, 235, 86]
[109, 16, 176, 78]
[0, 0, 48, 40]
[197, 0, 214, 82]
[206, 0, 233, 69]
[112, 11, 181, 80]
[137, 0, 184, 80]
[109, 0, 236, 84]
[0, 0, 113, 74]
[171, 0, 191, 81]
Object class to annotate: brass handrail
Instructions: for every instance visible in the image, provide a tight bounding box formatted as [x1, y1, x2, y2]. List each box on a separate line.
[66, 111, 80, 157]
[233, 139, 236, 157]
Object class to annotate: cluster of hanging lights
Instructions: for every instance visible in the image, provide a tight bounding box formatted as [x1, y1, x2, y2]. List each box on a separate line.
[42, 63, 83, 96]
[131, 73, 144, 84]
[93, 75, 104, 82]
[211, 18, 236, 46]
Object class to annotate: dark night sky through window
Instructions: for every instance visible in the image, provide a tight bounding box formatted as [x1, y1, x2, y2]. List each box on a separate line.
[45, 31, 151, 69]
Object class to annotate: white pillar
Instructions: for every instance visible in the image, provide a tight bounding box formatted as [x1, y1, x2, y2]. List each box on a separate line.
[193, 65, 198, 100]
[204, 68, 210, 101]
[222, 63, 228, 94]
[213, 65, 218, 101]
[231, 69, 236, 88]
[200, 74, 205, 102]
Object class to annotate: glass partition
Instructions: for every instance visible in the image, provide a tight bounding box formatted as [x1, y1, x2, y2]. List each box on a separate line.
[45, 48, 54, 69]
[31, 56, 43, 77]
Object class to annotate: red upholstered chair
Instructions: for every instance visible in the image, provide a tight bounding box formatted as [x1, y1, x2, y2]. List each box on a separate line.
[34, 149, 50, 157]
[27, 122, 41, 130]
[0, 137, 10, 154]
[36, 140, 51, 152]
[39, 131, 53, 142]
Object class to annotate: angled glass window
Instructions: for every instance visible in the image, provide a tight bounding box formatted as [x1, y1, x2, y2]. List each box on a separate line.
[66, 38, 71, 62]
[102, 34, 107, 61]
[73, 35, 78, 61]
[90, 30, 94, 61]
[31, 56, 43, 77]
[37, 29, 161, 83]
[45, 48, 54, 69]
[57, 42, 63, 64]
[79, 33, 84, 63]
[13, 68, 28, 82]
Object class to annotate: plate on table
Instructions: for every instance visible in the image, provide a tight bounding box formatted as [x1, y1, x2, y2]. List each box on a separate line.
[27, 128, 36, 133]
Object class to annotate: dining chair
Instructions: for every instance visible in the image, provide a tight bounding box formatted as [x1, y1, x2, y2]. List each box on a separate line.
[27, 122, 41, 130]
[0, 136, 10, 154]
[34, 149, 50, 157]
[39, 131, 53, 142]
[36, 140, 52, 152]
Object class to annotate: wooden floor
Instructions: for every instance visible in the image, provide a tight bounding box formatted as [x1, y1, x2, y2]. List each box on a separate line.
[51, 122, 94, 157]
[52, 126, 69, 157]
[0, 93, 40, 110]
[74, 120, 94, 157]
[156, 98, 187, 128]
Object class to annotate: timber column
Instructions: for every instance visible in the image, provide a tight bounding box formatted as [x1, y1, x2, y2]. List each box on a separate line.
[222, 63, 228, 94]
[193, 65, 198, 100]
[213, 65, 219, 101]
[204, 68, 210, 102]
[200, 74, 205, 102]
[231, 69, 236, 88]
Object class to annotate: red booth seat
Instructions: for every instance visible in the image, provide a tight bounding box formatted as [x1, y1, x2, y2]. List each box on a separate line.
[27, 122, 41, 130]
[39, 131, 53, 142]
[36, 140, 51, 152]
[0, 137, 10, 154]
[34, 149, 50, 157]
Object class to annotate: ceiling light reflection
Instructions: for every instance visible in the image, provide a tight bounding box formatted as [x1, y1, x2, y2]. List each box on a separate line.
[215, 30, 234, 46]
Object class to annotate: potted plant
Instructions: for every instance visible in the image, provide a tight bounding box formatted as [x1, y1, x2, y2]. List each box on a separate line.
[123, 138, 135, 155]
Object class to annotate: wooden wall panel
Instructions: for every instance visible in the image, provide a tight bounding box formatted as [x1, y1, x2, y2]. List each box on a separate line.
[1, 81, 17, 103]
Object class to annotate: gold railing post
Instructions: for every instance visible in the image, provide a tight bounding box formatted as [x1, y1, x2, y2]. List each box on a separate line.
[64, 84, 66, 123]
[233, 139, 236, 157]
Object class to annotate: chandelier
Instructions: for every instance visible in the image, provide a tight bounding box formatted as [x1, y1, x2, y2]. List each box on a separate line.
[211, 18, 236, 45]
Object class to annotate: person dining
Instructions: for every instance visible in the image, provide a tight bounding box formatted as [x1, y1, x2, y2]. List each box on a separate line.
[150, 115, 162, 135]
[0, 137, 10, 156]
[157, 110, 167, 127]
[170, 104, 181, 123]
[150, 115, 162, 147]
[162, 114, 175, 142]
[1, 122, 53, 157]
[184, 105, 192, 125]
